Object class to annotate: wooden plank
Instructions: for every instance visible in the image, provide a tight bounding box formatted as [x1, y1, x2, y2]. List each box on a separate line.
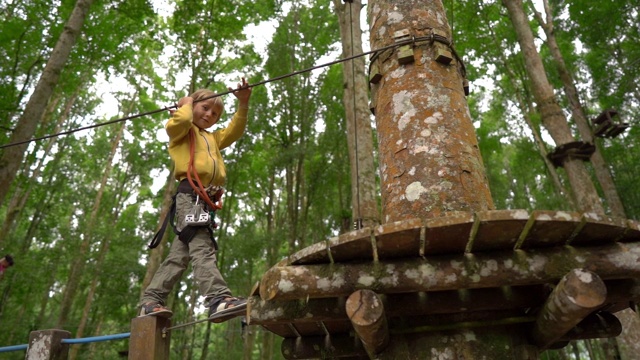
[374, 218, 422, 259]
[423, 212, 474, 255]
[289, 240, 330, 265]
[287, 321, 332, 337]
[291, 228, 374, 265]
[619, 219, 640, 243]
[281, 335, 367, 359]
[385, 286, 546, 318]
[469, 210, 529, 253]
[388, 309, 532, 330]
[330, 227, 374, 263]
[516, 210, 582, 249]
[569, 213, 627, 246]
[261, 323, 298, 338]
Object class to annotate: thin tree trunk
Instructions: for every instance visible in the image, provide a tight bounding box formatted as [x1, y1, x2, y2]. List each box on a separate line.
[332, 0, 380, 229]
[476, 1, 575, 209]
[261, 330, 275, 360]
[139, 168, 176, 298]
[570, 341, 580, 359]
[0, 0, 94, 206]
[57, 121, 124, 327]
[87, 318, 103, 358]
[502, 0, 604, 214]
[199, 322, 213, 360]
[34, 264, 59, 329]
[181, 285, 197, 360]
[69, 170, 125, 360]
[530, 0, 625, 217]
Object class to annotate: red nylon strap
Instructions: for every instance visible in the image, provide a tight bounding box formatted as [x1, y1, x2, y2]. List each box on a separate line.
[186, 129, 222, 210]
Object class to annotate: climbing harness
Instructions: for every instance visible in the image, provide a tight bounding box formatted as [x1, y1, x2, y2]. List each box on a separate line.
[148, 128, 224, 249]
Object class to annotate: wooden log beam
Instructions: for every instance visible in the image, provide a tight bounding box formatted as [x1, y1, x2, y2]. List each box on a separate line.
[259, 242, 640, 301]
[531, 269, 607, 349]
[281, 335, 367, 359]
[560, 311, 622, 341]
[548, 311, 622, 349]
[249, 286, 547, 325]
[346, 290, 389, 357]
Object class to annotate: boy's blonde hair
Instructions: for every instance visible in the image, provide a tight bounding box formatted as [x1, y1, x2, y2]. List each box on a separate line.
[190, 88, 224, 114]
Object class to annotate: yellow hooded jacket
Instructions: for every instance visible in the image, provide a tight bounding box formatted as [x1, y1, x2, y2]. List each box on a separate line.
[165, 104, 248, 187]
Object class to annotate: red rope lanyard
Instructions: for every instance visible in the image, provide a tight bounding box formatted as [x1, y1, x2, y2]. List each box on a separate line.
[186, 128, 222, 210]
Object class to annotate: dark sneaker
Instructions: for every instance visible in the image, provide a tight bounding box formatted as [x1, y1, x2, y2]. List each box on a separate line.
[208, 297, 247, 323]
[138, 303, 173, 318]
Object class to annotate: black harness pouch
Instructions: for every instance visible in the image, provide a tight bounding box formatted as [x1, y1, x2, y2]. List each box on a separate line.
[148, 180, 218, 249]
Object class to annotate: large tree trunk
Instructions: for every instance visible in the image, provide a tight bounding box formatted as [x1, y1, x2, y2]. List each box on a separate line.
[363, 1, 543, 358]
[0, 0, 94, 206]
[369, 0, 494, 223]
[0, 91, 76, 248]
[502, 0, 604, 214]
[531, 0, 625, 217]
[332, 0, 380, 229]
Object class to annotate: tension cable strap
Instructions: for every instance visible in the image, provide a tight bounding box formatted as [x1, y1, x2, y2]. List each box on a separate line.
[148, 196, 176, 249]
[187, 129, 222, 211]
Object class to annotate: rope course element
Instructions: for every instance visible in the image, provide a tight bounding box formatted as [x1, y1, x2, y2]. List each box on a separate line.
[162, 316, 213, 334]
[61, 332, 131, 344]
[0, 332, 130, 353]
[0, 344, 28, 353]
[0, 35, 455, 150]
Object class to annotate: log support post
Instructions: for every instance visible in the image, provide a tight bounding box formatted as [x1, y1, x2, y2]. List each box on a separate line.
[346, 290, 389, 358]
[128, 316, 171, 360]
[25, 329, 71, 360]
[531, 268, 607, 349]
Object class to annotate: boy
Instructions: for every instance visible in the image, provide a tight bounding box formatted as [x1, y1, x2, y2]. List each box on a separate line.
[140, 78, 251, 322]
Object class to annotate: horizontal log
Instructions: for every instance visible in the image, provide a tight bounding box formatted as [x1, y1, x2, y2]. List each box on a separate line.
[531, 269, 607, 349]
[249, 286, 547, 325]
[281, 335, 367, 359]
[547, 311, 622, 350]
[248, 296, 347, 325]
[259, 242, 640, 301]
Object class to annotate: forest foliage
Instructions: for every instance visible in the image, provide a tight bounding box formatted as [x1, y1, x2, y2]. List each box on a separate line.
[0, 0, 639, 359]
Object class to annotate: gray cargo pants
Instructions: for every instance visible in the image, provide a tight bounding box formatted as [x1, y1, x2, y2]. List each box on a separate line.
[141, 192, 232, 307]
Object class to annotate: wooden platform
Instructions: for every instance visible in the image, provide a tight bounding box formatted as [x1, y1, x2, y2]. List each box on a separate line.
[247, 210, 640, 356]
